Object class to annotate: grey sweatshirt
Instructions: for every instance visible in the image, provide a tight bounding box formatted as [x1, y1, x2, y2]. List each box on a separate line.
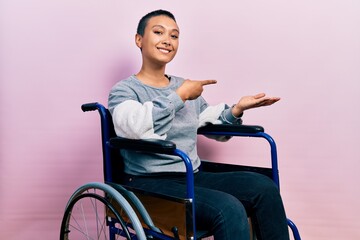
[108, 75, 242, 175]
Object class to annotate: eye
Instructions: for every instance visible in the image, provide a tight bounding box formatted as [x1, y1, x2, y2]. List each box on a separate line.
[171, 34, 179, 39]
[153, 30, 163, 35]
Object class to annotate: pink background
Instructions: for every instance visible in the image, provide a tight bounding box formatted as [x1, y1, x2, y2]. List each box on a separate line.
[1, 0, 359, 239]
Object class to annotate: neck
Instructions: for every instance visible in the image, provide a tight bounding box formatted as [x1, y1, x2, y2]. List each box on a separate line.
[136, 63, 169, 87]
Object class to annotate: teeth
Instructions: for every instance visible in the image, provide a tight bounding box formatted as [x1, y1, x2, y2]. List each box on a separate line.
[158, 48, 170, 53]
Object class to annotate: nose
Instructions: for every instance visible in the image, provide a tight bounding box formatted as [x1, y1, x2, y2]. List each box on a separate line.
[162, 40, 171, 46]
[162, 35, 171, 46]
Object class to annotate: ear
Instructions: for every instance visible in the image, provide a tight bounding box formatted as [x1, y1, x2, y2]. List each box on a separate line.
[135, 33, 142, 49]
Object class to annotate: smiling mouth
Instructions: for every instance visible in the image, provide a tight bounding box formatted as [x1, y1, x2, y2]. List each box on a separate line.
[157, 48, 171, 53]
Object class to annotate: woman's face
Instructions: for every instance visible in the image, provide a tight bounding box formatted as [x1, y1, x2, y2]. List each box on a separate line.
[136, 15, 179, 66]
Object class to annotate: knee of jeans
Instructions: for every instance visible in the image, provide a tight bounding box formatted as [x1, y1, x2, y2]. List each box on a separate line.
[217, 194, 247, 221]
[255, 175, 282, 199]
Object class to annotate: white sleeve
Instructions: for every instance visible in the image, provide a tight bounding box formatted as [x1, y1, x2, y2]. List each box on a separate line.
[112, 100, 166, 140]
[198, 103, 226, 127]
[199, 103, 236, 142]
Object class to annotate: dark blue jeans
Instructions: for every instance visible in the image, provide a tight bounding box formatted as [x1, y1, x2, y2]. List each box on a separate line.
[122, 171, 289, 240]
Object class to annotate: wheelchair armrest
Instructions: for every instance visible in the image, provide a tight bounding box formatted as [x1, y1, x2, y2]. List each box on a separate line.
[197, 124, 264, 135]
[109, 137, 176, 155]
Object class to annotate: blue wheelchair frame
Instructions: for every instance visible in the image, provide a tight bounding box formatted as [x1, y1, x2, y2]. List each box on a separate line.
[80, 102, 301, 240]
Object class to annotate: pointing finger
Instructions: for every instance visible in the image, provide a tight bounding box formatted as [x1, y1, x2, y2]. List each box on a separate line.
[201, 80, 217, 86]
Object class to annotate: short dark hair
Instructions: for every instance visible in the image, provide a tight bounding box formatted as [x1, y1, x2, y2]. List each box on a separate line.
[137, 9, 176, 36]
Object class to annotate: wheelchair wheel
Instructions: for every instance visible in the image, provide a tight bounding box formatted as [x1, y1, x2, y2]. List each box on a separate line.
[60, 182, 146, 240]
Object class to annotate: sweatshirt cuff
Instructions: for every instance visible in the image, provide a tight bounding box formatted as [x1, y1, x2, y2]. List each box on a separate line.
[221, 106, 243, 124]
[168, 92, 185, 112]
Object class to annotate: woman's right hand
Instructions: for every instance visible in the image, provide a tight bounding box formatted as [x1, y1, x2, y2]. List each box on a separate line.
[176, 79, 217, 101]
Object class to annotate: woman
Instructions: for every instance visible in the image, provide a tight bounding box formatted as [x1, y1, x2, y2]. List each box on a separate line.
[108, 9, 289, 240]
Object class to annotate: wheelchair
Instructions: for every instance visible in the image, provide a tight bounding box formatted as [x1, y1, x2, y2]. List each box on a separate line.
[60, 102, 301, 240]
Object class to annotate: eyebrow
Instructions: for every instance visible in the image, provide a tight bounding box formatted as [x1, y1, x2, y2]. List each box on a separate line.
[152, 25, 179, 33]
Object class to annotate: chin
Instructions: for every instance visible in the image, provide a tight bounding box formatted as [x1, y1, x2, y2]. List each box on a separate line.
[158, 56, 175, 65]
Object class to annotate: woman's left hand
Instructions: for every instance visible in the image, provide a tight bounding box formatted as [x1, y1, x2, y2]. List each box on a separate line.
[232, 93, 281, 117]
